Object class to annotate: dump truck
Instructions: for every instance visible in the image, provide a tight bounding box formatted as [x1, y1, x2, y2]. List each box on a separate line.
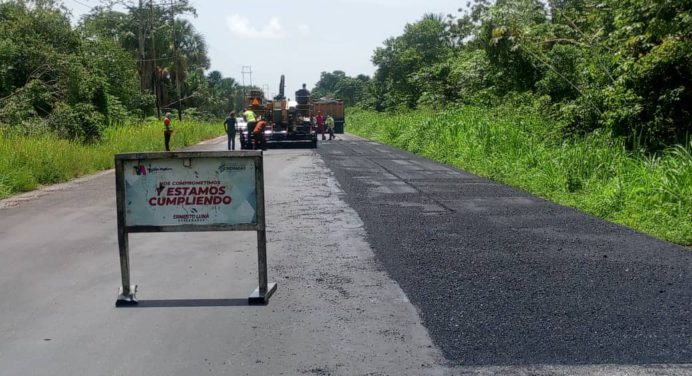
[239, 75, 317, 149]
[313, 99, 345, 133]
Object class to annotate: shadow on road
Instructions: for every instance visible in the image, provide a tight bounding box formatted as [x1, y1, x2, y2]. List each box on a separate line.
[122, 298, 249, 308]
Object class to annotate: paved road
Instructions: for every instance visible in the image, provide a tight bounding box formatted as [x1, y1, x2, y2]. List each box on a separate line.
[317, 136, 692, 373]
[0, 137, 446, 376]
[1, 134, 691, 375]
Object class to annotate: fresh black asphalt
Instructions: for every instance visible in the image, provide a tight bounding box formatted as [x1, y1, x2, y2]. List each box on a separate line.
[317, 138, 692, 366]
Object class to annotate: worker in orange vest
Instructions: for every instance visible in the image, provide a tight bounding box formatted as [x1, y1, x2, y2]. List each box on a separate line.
[163, 112, 173, 151]
[253, 118, 267, 150]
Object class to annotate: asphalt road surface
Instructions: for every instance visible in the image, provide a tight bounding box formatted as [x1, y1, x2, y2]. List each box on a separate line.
[317, 135, 692, 374]
[0, 134, 690, 375]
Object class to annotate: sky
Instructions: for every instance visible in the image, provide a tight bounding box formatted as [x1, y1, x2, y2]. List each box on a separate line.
[61, 0, 464, 98]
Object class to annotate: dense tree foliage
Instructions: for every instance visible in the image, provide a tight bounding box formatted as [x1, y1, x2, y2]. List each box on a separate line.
[354, 0, 691, 151]
[0, 0, 242, 142]
[311, 70, 369, 107]
[372, 13, 454, 109]
[2, 0, 689, 152]
[0, 0, 135, 140]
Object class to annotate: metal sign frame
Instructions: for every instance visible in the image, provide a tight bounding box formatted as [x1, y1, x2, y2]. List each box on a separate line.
[114, 151, 277, 306]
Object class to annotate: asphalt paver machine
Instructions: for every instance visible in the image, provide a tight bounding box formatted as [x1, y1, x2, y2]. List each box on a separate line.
[240, 75, 317, 149]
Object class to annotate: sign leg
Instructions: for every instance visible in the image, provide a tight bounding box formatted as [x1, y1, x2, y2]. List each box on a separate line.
[116, 230, 138, 306]
[249, 229, 277, 305]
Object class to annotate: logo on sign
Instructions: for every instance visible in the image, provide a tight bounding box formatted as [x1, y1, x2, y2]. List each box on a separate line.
[132, 164, 147, 176]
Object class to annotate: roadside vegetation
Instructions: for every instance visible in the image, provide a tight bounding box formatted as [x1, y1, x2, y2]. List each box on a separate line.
[312, 1, 691, 245]
[0, 1, 241, 199]
[348, 107, 692, 245]
[0, 120, 223, 199]
[320, 1, 691, 154]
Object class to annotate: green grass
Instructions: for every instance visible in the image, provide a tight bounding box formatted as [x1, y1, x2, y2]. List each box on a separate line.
[0, 120, 225, 199]
[347, 106, 692, 245]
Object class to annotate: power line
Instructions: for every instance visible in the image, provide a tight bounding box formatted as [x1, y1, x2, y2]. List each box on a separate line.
[241, 66, 253, 87]
[70, 0, 92, 9]
[241, 65, 252, 101]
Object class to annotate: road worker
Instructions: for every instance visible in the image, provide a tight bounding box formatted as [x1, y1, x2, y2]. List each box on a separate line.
[163, 112, 173, 151]
[253, 117, 267, 150]
[243, 107, 257, 145]
[325, 114, 335, 140]
[223, 111, 237, 150]
[315, 111, 325, 140]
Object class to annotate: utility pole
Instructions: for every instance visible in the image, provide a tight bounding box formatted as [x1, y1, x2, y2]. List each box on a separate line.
[170, 0, 182, 120]
[137, 0, 146, 92]
[149, 0, 160, 118]
[241, 66, 253, 110]
[241, 65, 253, 99]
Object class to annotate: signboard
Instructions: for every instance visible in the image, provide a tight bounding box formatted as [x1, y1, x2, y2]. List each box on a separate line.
[123, 157, 257, 227]
[114, 151, 276, 306]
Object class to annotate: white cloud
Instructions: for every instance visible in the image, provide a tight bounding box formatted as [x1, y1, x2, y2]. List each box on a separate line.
[227, 15, 287, 39]
[335, 0, 419, 6]
[297, 24, 310, 36]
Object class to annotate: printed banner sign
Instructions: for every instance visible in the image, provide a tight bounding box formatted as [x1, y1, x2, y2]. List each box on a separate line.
[123, 157, 257, 226]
